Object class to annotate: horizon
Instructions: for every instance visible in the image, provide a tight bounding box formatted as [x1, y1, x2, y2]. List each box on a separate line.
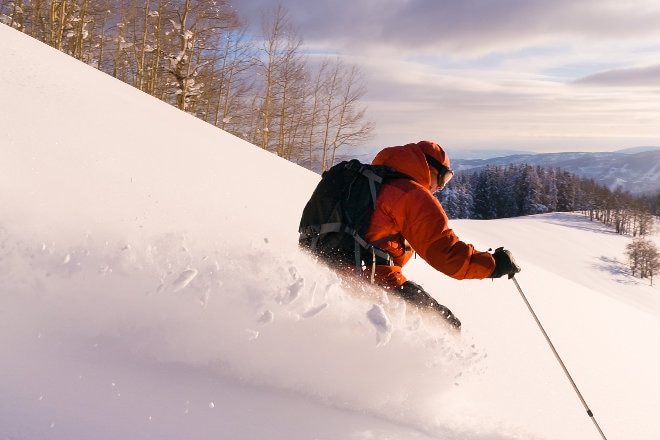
[343, 144, 660, 162]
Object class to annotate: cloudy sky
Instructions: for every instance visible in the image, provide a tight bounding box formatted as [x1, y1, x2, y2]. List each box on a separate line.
[231, 0, 660, 155]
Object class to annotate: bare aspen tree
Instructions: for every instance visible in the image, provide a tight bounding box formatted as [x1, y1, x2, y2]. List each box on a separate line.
[34, 0, 53, 42]
[255, 4, 302, 153]
[0, 1, 7, 21]
[316, 58, 373, 171]
[112, 1, 131, 82]
[95, 2, 113, 71]
[133, 0, 152, 91]
[274, 42, 305, 159]
[245, 93, 264, 146]
[125, 0, 167, 95]
[318, 59, 340, 170]
[328, 62, 374, 167]
[167, 0, 194, 111]
[70, 0, 90, 60]
[205, 28, 256, 134]
[29, 0, 46, 38]
[49, 0, 68, 50]
[147, 4, 165, 98]
[217, 31, 253, 132]
[280, 79, 311, 162]
[163, 0, 238, 113]
[4, 0, 24, 30]
[300, 59, 330, 170]
[140, 0, 169, 99]
[256, 6, 281, 151]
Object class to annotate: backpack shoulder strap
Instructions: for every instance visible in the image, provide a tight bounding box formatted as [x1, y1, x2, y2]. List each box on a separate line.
[345, 160, 411, 210]
[344, 160, 382, 209]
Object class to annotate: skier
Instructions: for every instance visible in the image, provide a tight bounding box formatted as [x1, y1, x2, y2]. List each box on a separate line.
[355, 140, 520, 329]
[300, 140, 521, 330]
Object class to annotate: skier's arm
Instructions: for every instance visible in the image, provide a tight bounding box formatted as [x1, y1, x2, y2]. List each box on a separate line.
[398, 189, 495, 279]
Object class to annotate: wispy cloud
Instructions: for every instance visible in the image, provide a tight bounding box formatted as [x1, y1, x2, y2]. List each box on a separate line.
[232, 0, 660, 153]
[574, 64, 660, 86]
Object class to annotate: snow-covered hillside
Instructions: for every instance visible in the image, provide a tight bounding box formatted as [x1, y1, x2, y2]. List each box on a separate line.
[2, 24, 660, 440]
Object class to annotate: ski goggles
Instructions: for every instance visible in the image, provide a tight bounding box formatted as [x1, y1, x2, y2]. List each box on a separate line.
[425, 153, 454, 190]
[436, 166, 454, 190]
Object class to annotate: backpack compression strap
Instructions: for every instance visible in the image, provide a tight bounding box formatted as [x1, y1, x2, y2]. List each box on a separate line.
[300, 221, 396, 282]
[344, 161, 382, 210]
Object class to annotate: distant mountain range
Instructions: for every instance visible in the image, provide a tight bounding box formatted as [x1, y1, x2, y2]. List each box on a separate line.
[451, 147, 660, 195]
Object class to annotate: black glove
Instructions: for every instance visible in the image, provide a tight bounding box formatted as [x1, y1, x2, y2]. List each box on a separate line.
[489, 247, 521, 279]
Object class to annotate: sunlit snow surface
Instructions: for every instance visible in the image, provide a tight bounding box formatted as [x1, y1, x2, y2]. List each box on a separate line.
[2, 24, 660, 440]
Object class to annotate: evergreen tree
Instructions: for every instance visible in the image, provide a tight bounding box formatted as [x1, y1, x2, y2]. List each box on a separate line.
[515, 164, 544, 215]
[440, 173, 473, 219]
[556, 170, 578, 211]
[472, 166, 500, 220]
[540, 167, 558, 212]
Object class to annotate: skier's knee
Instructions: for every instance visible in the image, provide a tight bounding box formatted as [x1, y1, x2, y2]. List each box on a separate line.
[395, 280, 427, 303]
[395, 281, 461, 330]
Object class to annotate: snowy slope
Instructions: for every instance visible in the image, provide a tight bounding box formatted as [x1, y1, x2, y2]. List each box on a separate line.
[2, 24, 660, 440]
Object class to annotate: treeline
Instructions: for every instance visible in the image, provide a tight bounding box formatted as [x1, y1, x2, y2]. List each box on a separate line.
[0, 0, 372, 171]
[440, 164, 659, 237]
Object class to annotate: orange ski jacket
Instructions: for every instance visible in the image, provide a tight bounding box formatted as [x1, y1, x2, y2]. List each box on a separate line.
[364, 141, 495, 287]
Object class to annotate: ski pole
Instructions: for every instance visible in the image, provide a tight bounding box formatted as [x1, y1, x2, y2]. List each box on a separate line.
[511, 276, 608, 440]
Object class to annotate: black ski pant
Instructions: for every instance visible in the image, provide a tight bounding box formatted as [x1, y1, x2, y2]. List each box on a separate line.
[393, 280, 461, 330]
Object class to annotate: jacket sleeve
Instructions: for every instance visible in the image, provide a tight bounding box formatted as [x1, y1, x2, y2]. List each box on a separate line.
[395, 186, 495, 279]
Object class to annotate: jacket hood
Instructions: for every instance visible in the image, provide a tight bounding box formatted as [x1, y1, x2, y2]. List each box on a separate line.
[371, 141, 450, 188]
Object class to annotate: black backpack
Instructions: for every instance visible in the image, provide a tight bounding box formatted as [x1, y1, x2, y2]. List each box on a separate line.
[298, 159, 409, 280]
